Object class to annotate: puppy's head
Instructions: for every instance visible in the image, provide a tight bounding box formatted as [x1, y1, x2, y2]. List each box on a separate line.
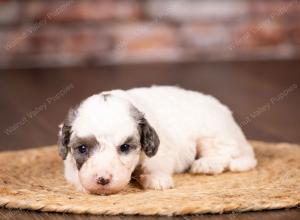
[58, 93, 159, 195]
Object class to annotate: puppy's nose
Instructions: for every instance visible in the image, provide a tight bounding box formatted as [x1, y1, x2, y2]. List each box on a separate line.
[96, 176, 111, 186]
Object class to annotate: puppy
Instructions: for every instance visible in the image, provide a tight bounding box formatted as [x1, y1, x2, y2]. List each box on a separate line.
[58, 86, 257, 195]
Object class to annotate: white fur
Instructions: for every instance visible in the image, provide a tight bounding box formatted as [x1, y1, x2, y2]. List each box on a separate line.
[62, 86, 257, 194]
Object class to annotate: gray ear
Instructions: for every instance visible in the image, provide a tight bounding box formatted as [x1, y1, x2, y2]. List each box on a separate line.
[139, 117, 160, 157]
[58, 124, 72, 160]
[58, 107, 78, 160]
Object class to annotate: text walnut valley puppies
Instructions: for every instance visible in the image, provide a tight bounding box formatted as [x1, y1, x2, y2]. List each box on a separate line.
[4, 83, 74, 136]
[58, 86, 257, 195]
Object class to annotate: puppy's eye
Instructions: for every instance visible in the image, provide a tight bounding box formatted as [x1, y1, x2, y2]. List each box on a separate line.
[77, 145, 88, 154]
[119, 144, 131, 153]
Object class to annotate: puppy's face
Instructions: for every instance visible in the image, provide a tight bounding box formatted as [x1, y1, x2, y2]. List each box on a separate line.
[58, 93, 159, 195]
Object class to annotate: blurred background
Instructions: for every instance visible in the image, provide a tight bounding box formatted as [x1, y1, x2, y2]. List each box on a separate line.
[1, 0, 300, 68]
[0, 0, 299, 151]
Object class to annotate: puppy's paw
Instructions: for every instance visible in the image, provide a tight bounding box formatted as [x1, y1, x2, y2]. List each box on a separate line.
[190, 157, 226, 174]
[75, 184, 88, 193]
[140, 174, 174, 190]
[229, 156, 257, 172]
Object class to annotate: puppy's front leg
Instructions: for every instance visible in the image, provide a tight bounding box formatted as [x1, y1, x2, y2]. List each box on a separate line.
[140, 173, 174, 190]
[139, 157, 174, 190]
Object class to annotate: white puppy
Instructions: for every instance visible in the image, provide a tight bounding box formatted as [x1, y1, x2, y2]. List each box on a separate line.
[58, 86, 257, 195]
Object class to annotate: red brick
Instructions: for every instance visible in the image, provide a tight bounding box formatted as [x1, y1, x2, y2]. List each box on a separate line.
[111, 23, 181, 62]
[248, 0, 300, 25]
[249, 0, 298, 16]
[2, 26, 113, 67]
[6, 27, 111, 54]
[230, 21, 286, 50]
[25, 0, 141, 23]
[61, 29, 113, 54]
[3, 27, 62, 55]
[289, 25, 300, 46]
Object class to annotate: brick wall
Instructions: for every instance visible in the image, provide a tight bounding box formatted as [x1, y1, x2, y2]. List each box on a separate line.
[1, 0, 300, 68]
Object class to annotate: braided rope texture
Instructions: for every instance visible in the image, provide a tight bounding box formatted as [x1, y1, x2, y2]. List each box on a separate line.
[0, 141, 299, 216]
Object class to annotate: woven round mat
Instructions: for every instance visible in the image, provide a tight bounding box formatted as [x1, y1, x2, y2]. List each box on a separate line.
[0, 141, 299, 216]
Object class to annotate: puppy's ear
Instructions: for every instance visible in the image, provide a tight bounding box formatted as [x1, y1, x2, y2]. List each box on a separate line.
[58, 123, 72, 160]
[58, 107, 77, 160]
[139, 117, 160, 157]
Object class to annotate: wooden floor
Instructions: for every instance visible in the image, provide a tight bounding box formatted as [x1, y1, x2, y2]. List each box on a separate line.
[0, 60, 299, 219]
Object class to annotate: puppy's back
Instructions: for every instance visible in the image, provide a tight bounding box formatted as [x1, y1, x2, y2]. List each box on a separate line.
[126, 86, 232, 137]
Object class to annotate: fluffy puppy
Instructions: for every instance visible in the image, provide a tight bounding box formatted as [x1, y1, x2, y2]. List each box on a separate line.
[58, 86, 257, 195]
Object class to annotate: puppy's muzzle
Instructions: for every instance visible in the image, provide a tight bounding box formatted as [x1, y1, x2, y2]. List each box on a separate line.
[97, 176, 111, 186]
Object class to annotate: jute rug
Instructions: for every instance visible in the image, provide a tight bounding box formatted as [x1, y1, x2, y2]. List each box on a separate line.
[0, 141, 299, 215]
